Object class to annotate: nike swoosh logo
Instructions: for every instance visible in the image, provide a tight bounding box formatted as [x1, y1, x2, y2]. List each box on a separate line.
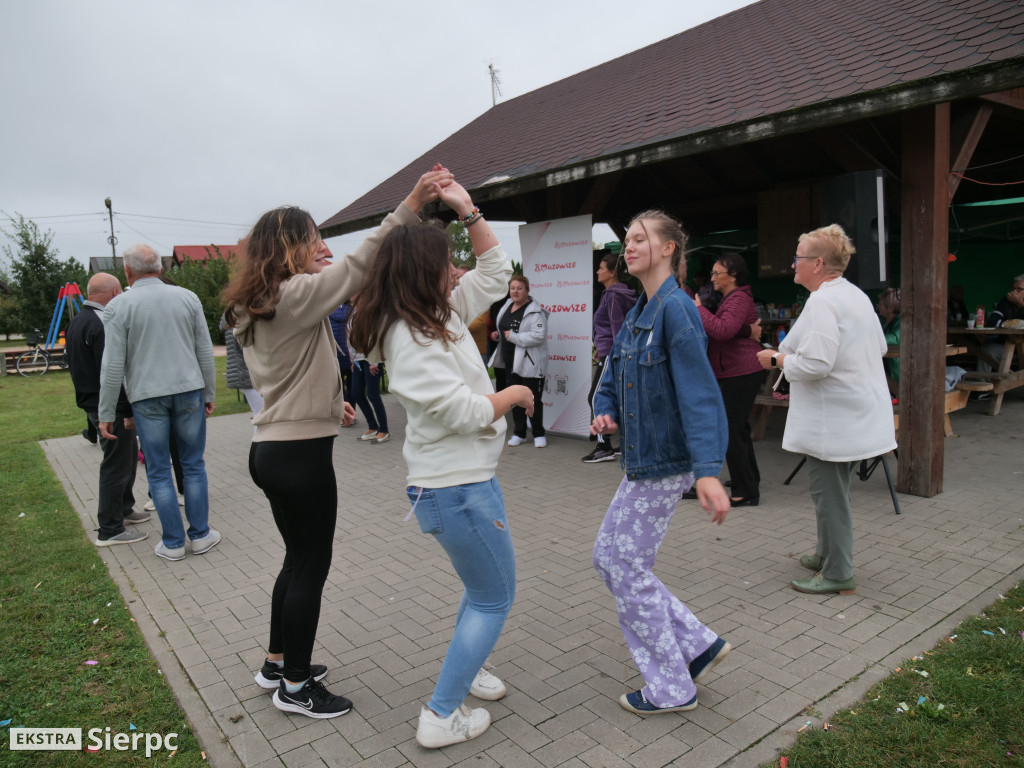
[289, 696, 314, 710]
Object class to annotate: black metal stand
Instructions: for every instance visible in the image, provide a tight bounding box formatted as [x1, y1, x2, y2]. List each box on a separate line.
[783, 452, 901, 514]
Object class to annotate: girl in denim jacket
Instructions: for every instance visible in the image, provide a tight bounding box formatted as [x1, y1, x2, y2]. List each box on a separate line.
[591, 210, 733, 715]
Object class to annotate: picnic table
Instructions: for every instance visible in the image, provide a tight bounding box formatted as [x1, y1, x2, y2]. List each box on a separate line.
[751, 344, 970, 440]
[946, 326, 1024, 416]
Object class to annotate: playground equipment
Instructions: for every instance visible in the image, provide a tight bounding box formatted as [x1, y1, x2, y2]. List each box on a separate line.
[13, 283, 82, 376]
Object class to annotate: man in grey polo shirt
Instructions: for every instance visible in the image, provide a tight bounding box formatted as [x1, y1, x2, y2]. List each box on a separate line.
[99, 243, 221, 561]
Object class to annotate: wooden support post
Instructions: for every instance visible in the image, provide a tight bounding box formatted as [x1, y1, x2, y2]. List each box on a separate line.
[897, 104, 950, 497]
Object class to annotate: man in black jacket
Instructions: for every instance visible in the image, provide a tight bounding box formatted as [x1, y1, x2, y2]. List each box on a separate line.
[65, 272, 150, 546]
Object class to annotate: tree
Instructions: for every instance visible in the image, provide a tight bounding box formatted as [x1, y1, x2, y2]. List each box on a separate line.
[1, 213, 87, 335]
[0, 265, 19, 340]
[169, 246, 234, 342]
[446, 221, 475, 269]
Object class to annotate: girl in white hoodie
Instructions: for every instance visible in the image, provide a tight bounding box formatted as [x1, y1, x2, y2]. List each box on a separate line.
[349, 180, 533, 749]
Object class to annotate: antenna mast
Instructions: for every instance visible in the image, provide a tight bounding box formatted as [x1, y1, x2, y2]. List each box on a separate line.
[488, 63, 503, 107]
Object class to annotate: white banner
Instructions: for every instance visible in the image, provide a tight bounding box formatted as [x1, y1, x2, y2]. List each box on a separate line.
[518, 216, 593, 438]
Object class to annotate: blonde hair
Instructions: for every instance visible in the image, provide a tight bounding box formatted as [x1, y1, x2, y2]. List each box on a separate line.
[798, 224, 855, 274]
[629, 210, 688, 276]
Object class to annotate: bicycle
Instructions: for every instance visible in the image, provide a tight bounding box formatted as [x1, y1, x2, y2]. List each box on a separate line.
[15, 330, 68, 376]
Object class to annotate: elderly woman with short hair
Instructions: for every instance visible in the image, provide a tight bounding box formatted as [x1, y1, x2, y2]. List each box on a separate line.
[756, 225, 896, 596]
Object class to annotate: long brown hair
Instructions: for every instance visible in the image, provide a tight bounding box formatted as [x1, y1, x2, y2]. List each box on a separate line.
[222, 206, 320, 326]
[349, 223, 457, 354]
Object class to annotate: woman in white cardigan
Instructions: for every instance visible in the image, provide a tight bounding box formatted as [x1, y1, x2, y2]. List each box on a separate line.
[756, 224, 896, 596]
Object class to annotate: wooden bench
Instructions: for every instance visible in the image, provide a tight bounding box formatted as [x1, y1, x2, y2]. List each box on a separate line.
[752, 383, 988, 440]
[751, 393, 788, 440]
[941, 380, 991, 436]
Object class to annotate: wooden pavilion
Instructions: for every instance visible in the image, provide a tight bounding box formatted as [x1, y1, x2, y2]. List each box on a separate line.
[321, 0, 1024, 497]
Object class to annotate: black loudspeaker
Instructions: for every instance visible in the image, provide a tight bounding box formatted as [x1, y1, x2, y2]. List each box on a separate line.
[817, 170, 888, 290]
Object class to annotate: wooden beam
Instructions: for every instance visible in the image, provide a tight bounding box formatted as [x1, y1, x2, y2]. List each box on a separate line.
[897, 104, 950, 498]
[546, 185, 567, 220]
[948, 104, 993, 201]
[978, 87, 1024, 112]
[577, 171, 623, 218]
[810, 128, 873, 172]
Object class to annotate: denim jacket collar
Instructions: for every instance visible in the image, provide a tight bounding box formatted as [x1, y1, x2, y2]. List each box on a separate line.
[630, 276, 678, 332]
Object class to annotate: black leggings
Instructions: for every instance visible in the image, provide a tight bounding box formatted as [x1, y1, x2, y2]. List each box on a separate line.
[249, 436, 337, 683]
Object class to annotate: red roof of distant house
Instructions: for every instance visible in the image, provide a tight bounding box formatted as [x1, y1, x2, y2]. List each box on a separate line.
[172, 245, 240, 265]
[171, 243, 333, 265]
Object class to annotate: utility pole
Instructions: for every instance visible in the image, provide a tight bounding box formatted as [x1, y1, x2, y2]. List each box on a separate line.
[104, 197, 117, 262]
[489, 63, 502, 107]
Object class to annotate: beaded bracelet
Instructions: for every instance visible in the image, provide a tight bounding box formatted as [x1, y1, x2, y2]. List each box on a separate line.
[458, 207, 480, 224]
[465, 213, 484, 227]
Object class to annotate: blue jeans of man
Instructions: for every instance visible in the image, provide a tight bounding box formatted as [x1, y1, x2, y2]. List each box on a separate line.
[407, 477, 515, 717]
[131, 389, 210, 549]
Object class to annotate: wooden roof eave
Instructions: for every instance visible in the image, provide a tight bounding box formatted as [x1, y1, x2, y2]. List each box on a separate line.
[319, 57, 1024, 239]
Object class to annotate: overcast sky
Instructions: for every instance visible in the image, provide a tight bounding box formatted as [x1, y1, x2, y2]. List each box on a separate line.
[0, 0, 755, 270]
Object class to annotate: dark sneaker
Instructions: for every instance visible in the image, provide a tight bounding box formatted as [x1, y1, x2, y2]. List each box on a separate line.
[272, 678, 352, 719]
[96, 529, 148, 547]
[689, 638, 731, 683]
[255, 660, 328, 690]
[582, 446, 617, 463]
[123, 510, 151, 525]
[619, 689, 697, 714]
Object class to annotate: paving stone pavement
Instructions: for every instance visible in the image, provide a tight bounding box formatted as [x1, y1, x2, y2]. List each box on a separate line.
[44, 390, 1024, 768]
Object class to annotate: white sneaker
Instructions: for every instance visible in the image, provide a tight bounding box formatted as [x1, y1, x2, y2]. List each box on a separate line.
[507, 436, 526, 446]
[191, 529, 222, 555]
[154, 541, 186, 561]
[469, 668, 507, 700]
[534, 436, 547, 448]
[145, 496, 185, 510]
[416, 705, 490, 748]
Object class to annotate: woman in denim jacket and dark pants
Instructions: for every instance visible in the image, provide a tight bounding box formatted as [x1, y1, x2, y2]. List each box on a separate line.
[592, 210, 733, 715]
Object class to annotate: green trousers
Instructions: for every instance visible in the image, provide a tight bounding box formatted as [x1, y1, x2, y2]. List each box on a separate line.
[807, 456, 858, 581]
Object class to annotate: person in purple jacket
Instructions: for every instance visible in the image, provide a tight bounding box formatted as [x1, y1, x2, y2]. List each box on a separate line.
[583, 253, 638, 463]
[695, 253, 764, 506]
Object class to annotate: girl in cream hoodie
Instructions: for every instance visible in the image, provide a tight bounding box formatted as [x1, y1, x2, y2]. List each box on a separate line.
[223, 167, 454, 720]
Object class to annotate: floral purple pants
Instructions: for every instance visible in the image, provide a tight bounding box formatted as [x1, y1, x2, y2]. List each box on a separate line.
[593, 474, 719, 707]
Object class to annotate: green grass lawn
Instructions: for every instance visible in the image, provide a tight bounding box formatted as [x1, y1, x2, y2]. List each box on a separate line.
[0, 359, 244, 766]
[2, 361, 1022, 767]
[764, 582, 1024, 767]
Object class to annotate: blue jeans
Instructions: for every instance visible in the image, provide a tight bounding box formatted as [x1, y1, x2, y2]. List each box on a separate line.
[350, 361, 388, 433]
[132, 389, 210, 548]
[407, 478, 516, 716]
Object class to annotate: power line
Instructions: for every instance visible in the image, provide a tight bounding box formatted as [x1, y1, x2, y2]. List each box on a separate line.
[15, 210, 249, 227]
[115, 218, 172, 253]
[117, 212, 250, 227]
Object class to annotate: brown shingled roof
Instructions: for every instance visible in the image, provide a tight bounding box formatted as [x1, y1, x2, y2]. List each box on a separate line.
[321, 0, 1024, 236]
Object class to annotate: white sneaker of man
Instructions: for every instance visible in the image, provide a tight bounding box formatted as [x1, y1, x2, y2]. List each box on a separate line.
[416, 705, 490, 748]
[507, 435, 526, 446]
